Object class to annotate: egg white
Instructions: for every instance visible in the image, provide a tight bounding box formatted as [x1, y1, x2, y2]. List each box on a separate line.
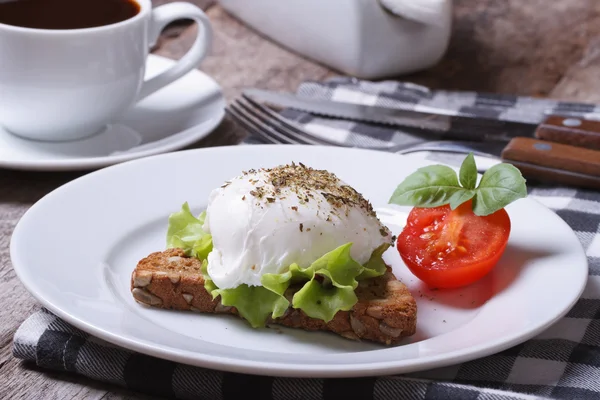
[203, 165, 392, 289]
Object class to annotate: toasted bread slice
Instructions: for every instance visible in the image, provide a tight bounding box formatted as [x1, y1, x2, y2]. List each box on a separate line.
[130, 248, 417, 345]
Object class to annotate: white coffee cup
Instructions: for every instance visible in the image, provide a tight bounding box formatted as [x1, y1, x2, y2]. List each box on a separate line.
[0, 0, 212, 141]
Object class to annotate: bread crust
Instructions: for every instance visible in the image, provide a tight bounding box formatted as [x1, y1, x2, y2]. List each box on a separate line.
[131, 248, 417, 345]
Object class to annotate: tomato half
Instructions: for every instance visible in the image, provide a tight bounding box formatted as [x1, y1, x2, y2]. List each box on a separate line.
[397, 200, 510, 289]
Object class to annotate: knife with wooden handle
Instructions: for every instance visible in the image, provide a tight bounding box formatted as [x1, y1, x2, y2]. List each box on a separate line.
[534, 115, 600, 150]
[500, 137, 600, 189]
[244, 89, 600, 149]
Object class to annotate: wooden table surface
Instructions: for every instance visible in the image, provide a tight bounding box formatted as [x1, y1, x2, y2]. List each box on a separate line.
[3, 1, 600, 398]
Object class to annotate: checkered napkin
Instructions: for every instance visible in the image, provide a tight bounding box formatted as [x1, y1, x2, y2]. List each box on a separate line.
[12, 78, 600, 400]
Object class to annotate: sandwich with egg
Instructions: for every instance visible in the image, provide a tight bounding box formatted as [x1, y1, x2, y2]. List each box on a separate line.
[130, 162, 417, 345]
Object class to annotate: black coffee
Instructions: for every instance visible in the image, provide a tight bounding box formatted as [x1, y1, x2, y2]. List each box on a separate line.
[0, 0, 141, 30]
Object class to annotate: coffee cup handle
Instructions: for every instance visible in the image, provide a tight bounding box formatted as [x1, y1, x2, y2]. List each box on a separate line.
[137, 3, 213, 101]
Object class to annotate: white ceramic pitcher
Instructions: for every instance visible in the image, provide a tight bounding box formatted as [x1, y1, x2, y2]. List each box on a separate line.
[219, 0, 452, 79]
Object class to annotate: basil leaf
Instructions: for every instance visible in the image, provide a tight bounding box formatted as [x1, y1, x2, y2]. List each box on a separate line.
[472, 163, 527, 216]
[389, 165, 463, 208]
[390, 154, 527, 214]
[449, 189, 475, 210]
[459, 153, 477, 190]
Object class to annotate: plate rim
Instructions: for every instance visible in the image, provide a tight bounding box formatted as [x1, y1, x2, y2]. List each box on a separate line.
[0, 54, 225, 172]
[10, 144, 590, 377]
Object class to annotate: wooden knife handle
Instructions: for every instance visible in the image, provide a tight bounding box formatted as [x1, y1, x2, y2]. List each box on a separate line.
[501, 160, 600, 190]
[535, 114, 600, 150]
[500, 137, 600, 189]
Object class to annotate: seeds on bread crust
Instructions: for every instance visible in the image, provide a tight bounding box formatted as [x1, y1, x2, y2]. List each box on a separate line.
[379, 322, 403, 338]
[350, 315, 367, 336]
[182, 293, 193, 304]
[132, 288, 162, 306]
[214, 303, 233, 313]
[133, 271, 153, 288]
[366, 306, 384, 319]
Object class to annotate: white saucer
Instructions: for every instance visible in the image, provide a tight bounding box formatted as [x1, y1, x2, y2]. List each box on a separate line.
[0, 54, 225, 171]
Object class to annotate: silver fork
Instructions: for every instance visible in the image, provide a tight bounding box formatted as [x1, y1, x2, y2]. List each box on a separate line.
[227, 94, 508, 159]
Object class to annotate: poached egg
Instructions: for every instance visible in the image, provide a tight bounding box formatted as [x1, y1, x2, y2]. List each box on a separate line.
[203, 163, 392, 289]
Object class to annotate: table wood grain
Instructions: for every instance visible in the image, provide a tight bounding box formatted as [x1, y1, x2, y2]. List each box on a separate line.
[3, 1, 600, 398]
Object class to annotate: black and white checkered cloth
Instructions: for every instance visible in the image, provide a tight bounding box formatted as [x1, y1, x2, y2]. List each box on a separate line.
[12, 78, 600, 400]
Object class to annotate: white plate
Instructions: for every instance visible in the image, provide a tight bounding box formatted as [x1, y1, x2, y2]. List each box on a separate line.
[10, 145, 588, 377]
[0, 54, 225, 172]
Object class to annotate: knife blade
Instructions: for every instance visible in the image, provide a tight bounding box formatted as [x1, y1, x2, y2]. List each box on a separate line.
[243, 88, 600, 149]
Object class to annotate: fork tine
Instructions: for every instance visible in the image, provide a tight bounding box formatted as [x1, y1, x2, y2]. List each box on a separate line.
[226, 106, 279, 144]
[232, 99, 309, 145]
[235, 98, 320, 146]
[240, 94, 346, 147]
[228, 100, 297, 145]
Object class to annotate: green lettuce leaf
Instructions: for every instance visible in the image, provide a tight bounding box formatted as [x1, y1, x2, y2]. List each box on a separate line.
[200, 241, 390, 327]
[201, 259, 291, 328]
[201, 260, 218, 294]
[291, 279, 358, 322]
[166, 202, 213, 260]
[287, 243, 364, 322]
[215, 285, 290, 328]
[358, 243, 391, 279]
